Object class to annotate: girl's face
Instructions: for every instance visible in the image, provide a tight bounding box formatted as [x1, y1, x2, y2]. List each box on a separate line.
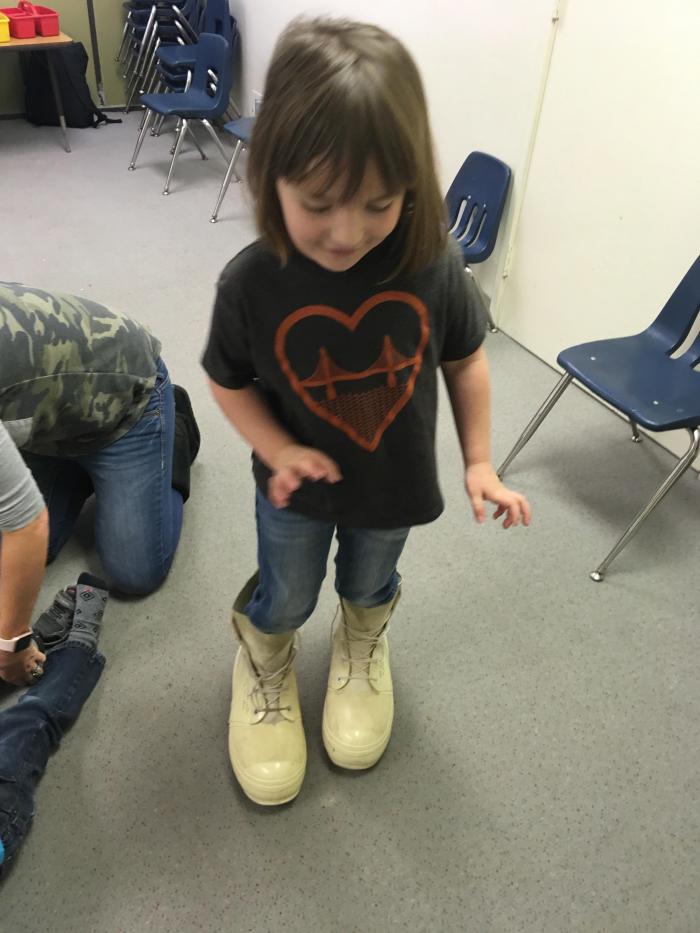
[276, 162, 405, 273]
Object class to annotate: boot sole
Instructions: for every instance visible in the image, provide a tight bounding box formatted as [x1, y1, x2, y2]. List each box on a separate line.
[321, 721, 392, 770]
[231, 760, 306, 806]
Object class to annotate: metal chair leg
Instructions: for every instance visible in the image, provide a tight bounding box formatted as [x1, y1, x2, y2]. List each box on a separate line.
[128, 108, 155, 170]
[497, 373, 574, 478]
[163, 118, 187, 194]
[124, 5, 154, 85]
[185, 124, 207, 160]
[590, 427, 700, 581]
[116, 18, 132, 63]
[144, 62, 160, 96]
[149, 83, 166, 134]
[152, 109, 168, 137]
[225, 93, 241, 120]
[138, 102, 150, 132]
[630, 419, 642, 443]
[200, 119, 229, 162]
[210, 140, 242, 223]
[139, 36, 161, 96]
[125, 15, 157, 111]
[465, 265, 497, 333]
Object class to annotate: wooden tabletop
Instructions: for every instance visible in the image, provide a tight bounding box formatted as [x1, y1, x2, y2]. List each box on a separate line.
[0, 31, 73, 52]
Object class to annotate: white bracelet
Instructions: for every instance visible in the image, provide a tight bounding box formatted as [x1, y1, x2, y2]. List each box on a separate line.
[0, 631, 34, 652]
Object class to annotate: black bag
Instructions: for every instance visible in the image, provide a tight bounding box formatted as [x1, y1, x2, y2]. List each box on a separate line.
[24, 41, 121, 129]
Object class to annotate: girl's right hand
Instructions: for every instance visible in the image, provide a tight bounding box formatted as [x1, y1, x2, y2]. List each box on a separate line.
[267, 445, 342, 508]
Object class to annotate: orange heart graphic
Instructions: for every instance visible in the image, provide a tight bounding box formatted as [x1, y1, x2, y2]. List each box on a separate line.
[275, 291, 430, 452]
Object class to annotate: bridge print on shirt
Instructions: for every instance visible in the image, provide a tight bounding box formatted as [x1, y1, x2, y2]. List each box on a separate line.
[274, 291, 430, 452]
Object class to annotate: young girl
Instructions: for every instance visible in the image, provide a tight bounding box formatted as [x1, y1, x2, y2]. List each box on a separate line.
[202, 17, 530, 806]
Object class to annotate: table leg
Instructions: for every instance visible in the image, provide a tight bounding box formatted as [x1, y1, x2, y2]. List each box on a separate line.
[45, 50, 71, 153]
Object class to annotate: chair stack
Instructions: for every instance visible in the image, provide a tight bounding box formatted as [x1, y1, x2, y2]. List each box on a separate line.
[128, 30, 236, 196]
[118, 0, 201, 112]
[125, 0, 239, 197]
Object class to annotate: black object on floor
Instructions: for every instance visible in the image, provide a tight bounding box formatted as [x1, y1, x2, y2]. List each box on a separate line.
[171, 385, 201, 502]
[32, 573, 108, 653]
[24, 41, 121, 129]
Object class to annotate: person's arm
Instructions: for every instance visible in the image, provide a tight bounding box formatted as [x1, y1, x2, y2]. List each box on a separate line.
[0, 422, 49, 684]
[208, 380, 342, 508]
[442, 346, 530, 528]
[0, 508, 49, 637]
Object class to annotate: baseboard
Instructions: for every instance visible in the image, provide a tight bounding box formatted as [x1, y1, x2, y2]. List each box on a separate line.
[0, 105, 127, 120]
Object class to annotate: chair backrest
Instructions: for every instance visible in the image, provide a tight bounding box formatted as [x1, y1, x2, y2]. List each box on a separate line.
[190, 32, 232, 115]
[202, 0, 233, 43]
[648, 255, 700, 362]
[445, 151, 512, 264]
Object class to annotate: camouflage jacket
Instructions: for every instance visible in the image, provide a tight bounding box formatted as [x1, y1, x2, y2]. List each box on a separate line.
[0, 283, 161, 457]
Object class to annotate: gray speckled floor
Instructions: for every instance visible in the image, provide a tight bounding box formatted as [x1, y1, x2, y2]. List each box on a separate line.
[1, 115, 699, 933]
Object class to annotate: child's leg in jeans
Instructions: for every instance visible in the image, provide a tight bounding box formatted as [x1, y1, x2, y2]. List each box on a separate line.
[0, 645, 105, 868]
[323, 524, 410, 770]
[228, 490, 334, 806]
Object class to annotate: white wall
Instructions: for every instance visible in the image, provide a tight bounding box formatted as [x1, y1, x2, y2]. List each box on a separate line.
[229, 0, 557, 300]
[497, 0, 700, 461]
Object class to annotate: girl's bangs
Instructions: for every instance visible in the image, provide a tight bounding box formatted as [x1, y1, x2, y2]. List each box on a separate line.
[278, 92, 417, 200]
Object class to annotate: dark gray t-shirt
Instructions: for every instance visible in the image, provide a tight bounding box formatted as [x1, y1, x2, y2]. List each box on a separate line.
[202, 235, 486, 528]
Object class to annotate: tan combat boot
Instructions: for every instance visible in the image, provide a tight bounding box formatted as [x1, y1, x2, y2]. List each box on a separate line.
[322, 588, 401, 769]
[229, 574, 307, 805]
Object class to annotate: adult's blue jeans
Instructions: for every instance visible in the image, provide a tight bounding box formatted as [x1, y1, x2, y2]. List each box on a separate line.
[23, 358, 183, 595]
[0, 643, 105, 869]
[245, 489, 410, 634]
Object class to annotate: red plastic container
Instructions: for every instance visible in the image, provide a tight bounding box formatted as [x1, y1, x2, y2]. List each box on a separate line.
[19, 1, 59, 36]
[0, 6, 35, 38]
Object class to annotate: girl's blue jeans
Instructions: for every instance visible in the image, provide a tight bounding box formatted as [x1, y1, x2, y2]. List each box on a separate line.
[245, 488, 410, 634]
[23, 358, 183, 596]
[0, 643, 105, 869]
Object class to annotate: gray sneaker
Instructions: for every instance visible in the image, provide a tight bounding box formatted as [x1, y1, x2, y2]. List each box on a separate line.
[32, 587, 76, 653]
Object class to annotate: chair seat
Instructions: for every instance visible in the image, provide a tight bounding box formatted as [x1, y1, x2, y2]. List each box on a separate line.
[223, 116, 254, 143]
[140, 90, 224, 119]
[157, 45, 195, 68]
[558, 334, 700, 431]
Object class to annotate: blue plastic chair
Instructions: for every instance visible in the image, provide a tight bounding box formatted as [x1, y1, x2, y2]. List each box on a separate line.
[128, 33, 233, 195]
[446, 151, 512, 263]
[445, 151, 512, 333]
[210, 116, 255, 222]
[498, 255, 700, 581]
[157, 0, 234, 77]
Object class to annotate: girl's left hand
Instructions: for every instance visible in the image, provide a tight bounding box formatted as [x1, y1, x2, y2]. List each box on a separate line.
[465, 461, 531, 529]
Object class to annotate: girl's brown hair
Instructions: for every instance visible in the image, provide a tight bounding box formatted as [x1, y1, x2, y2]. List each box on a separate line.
[248, 18, 446, 277]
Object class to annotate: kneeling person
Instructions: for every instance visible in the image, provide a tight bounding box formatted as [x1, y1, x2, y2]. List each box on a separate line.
[0, 282, 199, 683]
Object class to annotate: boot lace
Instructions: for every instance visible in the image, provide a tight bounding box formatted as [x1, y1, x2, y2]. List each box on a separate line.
[332, 610, 387, 682]
[250, 645, 297, 717]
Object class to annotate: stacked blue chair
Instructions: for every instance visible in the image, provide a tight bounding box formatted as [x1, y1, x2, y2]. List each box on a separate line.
[119, 0, 201, 112]
[498, 255, 700, 581]
[445, 151, 512, 332]
[128, 33, 233, 195]
[156, 0, 233, 83]
[149, 5, 238, 142]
